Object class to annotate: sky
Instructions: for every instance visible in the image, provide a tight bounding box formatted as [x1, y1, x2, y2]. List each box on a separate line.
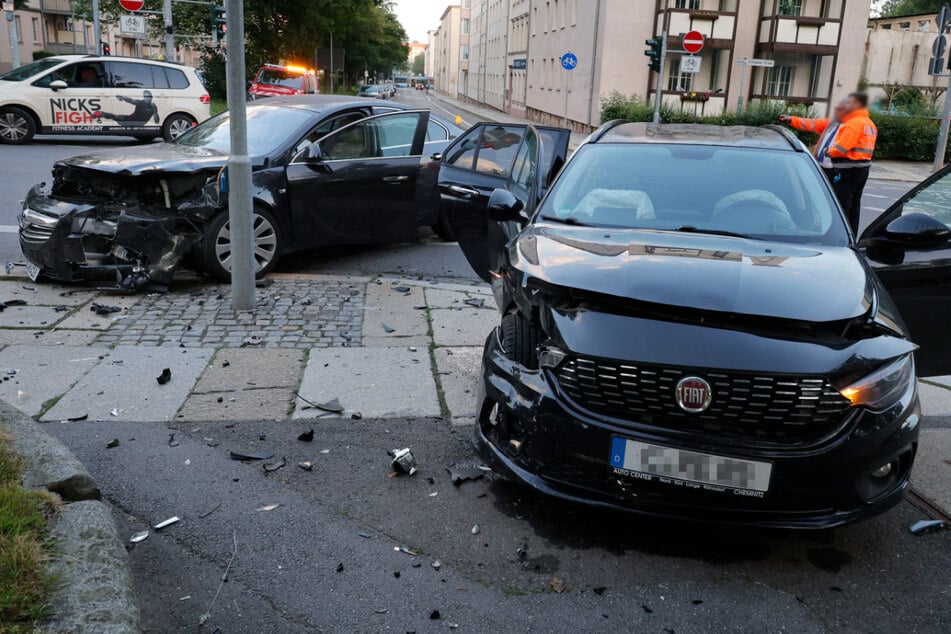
[392, 0, 455, 43]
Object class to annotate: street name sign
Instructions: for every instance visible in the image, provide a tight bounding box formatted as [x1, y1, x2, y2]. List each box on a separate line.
[736, 58, 775, 67]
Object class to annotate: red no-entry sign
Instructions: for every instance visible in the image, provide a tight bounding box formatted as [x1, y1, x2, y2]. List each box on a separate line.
[682, 30, 705, 54]
[118, 0, 144, 11]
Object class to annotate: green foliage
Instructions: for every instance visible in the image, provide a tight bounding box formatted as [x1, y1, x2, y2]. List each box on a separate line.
[600, 92, 951, 161]
[411, 53, 426, 76]
[31, 51, 56, 61]
[879, 0, 946, 16]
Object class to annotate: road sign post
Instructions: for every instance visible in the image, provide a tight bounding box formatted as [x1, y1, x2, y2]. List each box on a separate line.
[933, 4, 951, 172]
[653, 32, 667, 124]
[4, 2, 19, 70]
[735, 58, 774, 113]
[561, 52, 577, 128]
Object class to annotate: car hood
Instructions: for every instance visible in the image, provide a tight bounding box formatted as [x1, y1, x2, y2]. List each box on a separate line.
[250, 84, 300, 96]
[514, 224, 872, 324]
[56, 143, 230, 176]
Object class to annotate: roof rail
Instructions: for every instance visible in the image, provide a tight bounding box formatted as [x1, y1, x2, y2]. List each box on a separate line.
[762, 124, 805, 152]
[589, 119, 629, 143]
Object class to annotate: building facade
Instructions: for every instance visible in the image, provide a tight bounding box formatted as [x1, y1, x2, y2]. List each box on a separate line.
[444, 0, 870, 131]
[430, 4, 463, 95]
[865, 12, 946, 110]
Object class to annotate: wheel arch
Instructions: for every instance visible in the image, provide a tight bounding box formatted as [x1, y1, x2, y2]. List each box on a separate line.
[0, 103, 41, 130]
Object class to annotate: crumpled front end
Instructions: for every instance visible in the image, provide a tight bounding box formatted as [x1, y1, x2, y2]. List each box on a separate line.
[18, 166, 223, 290]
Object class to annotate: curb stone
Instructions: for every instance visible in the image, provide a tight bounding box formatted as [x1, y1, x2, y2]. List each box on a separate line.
[0, 401, 141, 633]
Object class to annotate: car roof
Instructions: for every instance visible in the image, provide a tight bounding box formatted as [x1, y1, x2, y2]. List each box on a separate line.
[592, 122, 802, 152]
[46, 54, 197, 70]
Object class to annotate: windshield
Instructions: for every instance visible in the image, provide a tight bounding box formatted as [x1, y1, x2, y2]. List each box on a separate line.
[0, 58, 64, 82]
[359, 86, 378, 93]
[254, 68, 304, 89]
[175, 105, 314, 156]
[538, 144, 849, 245]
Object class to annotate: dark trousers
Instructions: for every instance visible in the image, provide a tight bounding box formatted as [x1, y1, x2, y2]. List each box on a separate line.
[823, 166, 870, 234]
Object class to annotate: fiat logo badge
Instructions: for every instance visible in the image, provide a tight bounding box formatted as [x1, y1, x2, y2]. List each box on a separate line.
[675, 376, 713, 413]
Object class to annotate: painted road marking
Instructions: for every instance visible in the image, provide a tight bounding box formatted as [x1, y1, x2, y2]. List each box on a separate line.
[0, 225, 18, 234]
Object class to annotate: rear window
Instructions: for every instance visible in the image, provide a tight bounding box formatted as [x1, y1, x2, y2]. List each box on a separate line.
[255, 68, 304, 89]
[109, 62, 154, 88]
[539, 143, 849, 246]
[167, 68, 189, 89]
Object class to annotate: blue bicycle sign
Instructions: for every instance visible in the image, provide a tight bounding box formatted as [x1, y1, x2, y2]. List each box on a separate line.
[561, 52, 578, 71]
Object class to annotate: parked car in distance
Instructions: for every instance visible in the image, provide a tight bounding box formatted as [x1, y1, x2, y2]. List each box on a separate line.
[443, 121, 951, 528]
[357, 84, 388, 100]
[248, 64, 318, 99]
[18, 96, 464, 289]
[0, 55, 210, 143]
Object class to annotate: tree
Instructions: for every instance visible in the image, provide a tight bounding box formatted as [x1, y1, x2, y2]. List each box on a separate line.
[880, 0, 946, 16]
[411, 53, 425, 76]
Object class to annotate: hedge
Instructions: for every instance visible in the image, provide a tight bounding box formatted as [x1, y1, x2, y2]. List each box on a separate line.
[600, 92, 950, 162]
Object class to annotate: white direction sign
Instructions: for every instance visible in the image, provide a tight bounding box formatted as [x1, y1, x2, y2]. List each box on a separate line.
[736, 58, 775, 68]
[119, 13, 146, 36]
[2, 2, 14, 12]
[680, 56, 702, 74]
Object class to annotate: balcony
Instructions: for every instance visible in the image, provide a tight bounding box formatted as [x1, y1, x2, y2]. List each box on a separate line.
[29, 0, 73, 14]
[758, 0, 844, 54]
[656, 1, 737, 48]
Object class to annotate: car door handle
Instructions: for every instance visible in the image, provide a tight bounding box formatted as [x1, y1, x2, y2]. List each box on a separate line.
[382, 175, 409, 183]
[448, 185, 479, 198]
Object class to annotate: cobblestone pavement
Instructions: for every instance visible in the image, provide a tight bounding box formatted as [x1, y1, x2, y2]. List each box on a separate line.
[94, 278, 366, 349]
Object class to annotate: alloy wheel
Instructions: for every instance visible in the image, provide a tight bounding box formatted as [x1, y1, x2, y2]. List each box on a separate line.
[167, 117, 194, 140]
[214, 212, 278, 273]
[0, 112, 29, 142]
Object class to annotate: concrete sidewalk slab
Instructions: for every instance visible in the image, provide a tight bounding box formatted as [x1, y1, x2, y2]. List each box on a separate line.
[910, 429, 951, 517]
[0, 345, 109, 416]
[0, 329, 100, 347]
[918, 382, 951, 417]
[0, 305, 66, 329]
[424, 287, 496, 310]
[430, 307, 497, 347]
[362, 283, 428, 341]
[0, 281, 95, 306]
[294, 346, 440, 419]
[55, 295, 142, 331]
[192, 348, 305, 393]
[43, 346, 212, 422]
[434, 346, 483, 426]
[177, 388, 295, 422]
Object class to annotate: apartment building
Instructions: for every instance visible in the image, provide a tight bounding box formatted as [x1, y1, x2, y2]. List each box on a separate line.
[448, 0, 870, 131]
[430, 4, 463, 95]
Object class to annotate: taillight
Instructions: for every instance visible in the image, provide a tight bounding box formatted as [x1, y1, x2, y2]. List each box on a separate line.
[200, 94, 211, 104]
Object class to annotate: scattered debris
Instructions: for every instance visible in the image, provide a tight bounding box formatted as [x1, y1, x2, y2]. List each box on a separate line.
[373, 609, 388, 614]
[255, 279, 274, 289]
[550, 577, 568, 593]
[154, 516, 180, 530]
[412, 562, 421, 568]
[431, 560, 442, 570]
[910, 519, 950, 535]
[336, 563, 344, 573]
[243, 335, 264, 346]
[298, 429, 314, 442]
[464, 298, 485, 308]
[222, 360, 231, 368]
[393, 571, 401, 578]
[110, 408, 122, 417]
[393, 286, 411, 293]
[428, 492, 438, 497]
[317, 398, 345, 413]
[0, 299, 27, 310]
[198, 530, 237, 627]
[263, 457, 286, 473]
[65, 414, 88, 422]
[129, 530, 149, 543]
[351, 412, 363, 420]
[593, 587, 607, 596]
[298, 461, 314, 471]
[641, 604, 653, 614]
[516, 544, 528, 559]
[255, 504, 281, 512]
[390, 448, 418, 476]
[381, 322, 396, 333]
[340, 331, 352, 342]
[156, 368, 172, 385]
[229, 450, 274, 461]
[106, 438, 120, 449]
[692, 599, 704, 605]
[358, 532, 371, 539]
[446, 464, 486, 486]
[90, 303, 122, 317]
[199, 503, 221, 519]
[168, 433, 180, 447]
[430, 610, 441, 620]
[471, 524, 481, 535]
[394, 546, 417, 556]
[53, 305, 68, 312]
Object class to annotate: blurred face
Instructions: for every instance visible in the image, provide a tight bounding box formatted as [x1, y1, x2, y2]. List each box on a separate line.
[845, 96, 862, 113]
[834, 102, 848, 121]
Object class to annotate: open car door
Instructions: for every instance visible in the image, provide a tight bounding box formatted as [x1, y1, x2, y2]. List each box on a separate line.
[860, 166, 951, 376]
[440, 123, 571, 282]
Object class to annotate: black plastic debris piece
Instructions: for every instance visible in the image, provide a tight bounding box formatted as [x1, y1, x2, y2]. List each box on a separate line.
[229, 450, 274, 461]
[217, 397, 224, 403]
[90, 303, 122, 317]
[53, 305, 68, 312]
[446, 464, 485, 486]
[390, 448, 418, 476]
[298, 429, 315, 442]
[340, 332, 353, 342]
[464, 298, 485, 308]
[381, 323, 396, 334]
[336, 563, 344, 573]
[255, 279, 274, 288]
[263, 457, 286, 473]
[258, 432, 266, 441]
[351, 412, 363, 420]
[829, 586, 843, 593]
[910, 519, 950, 535]
[316, 398, 345, 413]
[106, 438, 120, 449]
[641, 604, 653, 614]
[168, 433, 180, 447]
[394, 571, 401, 578]
[222, 360, 231, 368]
[429, 610, 441, 620]
[394, 286, 411, 293]
[156, 368, 172, 385]
[593, 587, 607, 596]
[691, 600, 703, 605]
[516, 544, 528, 559]
[412, 562, 421, 568]
[66, 414, 88, 422]
[1, 299, 27, 309]
[199, 503, 222, 519]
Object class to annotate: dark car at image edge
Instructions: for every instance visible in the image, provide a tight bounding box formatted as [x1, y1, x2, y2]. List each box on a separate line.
[441, 120, 951, 528]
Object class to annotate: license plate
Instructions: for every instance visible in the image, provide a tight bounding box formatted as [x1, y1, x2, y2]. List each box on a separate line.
[609, 437, 772, 495]
[24, 261, 41, 282]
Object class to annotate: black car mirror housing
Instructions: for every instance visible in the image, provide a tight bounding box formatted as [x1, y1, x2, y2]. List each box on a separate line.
[305, 143, 324, 163]
[487, 188, 524, 221]
[884, 212, 951, 249]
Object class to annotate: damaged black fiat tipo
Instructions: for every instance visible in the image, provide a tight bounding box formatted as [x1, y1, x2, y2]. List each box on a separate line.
[443, 121, 951, 527]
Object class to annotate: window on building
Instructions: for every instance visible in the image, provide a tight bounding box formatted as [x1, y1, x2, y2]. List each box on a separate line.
[676, 0, 701, 9]
[898, 21, 910, 30]
[461, 18, 469, 35]
[666, 66, 693, 92]
[461, 45, 469, 60]
[881, 23, 892, 30]
[31, 17, 39, 43]
[777, 0, 803, 16]
[918, 20, 930, 32]
[767, 65, 794, 97]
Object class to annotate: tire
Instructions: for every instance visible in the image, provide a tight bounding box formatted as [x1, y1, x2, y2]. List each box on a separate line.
[201, 207, 283, 281]
[500, 312, 541, 370]
[133, 134, 159, 143]
[162, 113, 197, 142]
[0, 107, 36, 145]
[430, 210, 456, 241]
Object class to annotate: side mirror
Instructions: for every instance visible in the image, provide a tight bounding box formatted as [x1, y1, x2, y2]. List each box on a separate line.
[884, 212, 950, 249]
[487, 188, 524, 221]
[306, 143, 323, 163]
[50, 80, 68, 91]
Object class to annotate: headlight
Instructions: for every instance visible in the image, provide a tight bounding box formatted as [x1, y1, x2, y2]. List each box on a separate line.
[839, 354, 915, 410]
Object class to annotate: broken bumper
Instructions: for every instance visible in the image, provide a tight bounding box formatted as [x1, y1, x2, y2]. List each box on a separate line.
[473, 331, 920, 529]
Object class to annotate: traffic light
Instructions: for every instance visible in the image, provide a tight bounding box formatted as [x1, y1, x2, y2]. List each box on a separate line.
[645, 37, 662, 72]
[211, 5, 227, 41]
[101, 42, 111, 56]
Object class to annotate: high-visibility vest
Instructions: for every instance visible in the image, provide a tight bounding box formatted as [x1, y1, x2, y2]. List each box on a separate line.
[790, 109, 877, 168]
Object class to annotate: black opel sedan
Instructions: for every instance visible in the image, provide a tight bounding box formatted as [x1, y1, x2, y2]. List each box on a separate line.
[18, 96, 462, 288]
[442, 121, 951, 528]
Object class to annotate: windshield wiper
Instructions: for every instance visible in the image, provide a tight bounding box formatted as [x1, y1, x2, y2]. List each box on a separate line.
[673, 226, 756, 240]
[540, 215, 591, 226]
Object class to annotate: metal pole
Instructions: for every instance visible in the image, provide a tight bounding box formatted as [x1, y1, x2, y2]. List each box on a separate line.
[653, 31, 667, 124]
[330, 32, 334, 94]
[563, 66, 570, 128]
[163, 0, 174, 62]
[225, 0, 255, 310]
[935, 73, 951, 172]
[737, 62, 747, 113]
[6, 9, 20, 69]
[92, 0, 101, 55]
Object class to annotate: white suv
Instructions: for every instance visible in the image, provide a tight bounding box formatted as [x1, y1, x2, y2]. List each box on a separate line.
[0, 55, 210, 144]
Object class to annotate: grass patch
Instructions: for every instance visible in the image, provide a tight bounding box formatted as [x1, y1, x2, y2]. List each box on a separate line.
[0, 430, 57, 631]
[502, 586, 527, 597]
[210, 98, 227, 116]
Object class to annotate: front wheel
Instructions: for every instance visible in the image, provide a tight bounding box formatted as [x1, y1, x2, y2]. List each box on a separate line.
[0, 107, 36, 145]
[162, 113, 196, 142]
[500, 313, 541, 370]
[201, 207, 283, 281]
[430, 210, 456, 241]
